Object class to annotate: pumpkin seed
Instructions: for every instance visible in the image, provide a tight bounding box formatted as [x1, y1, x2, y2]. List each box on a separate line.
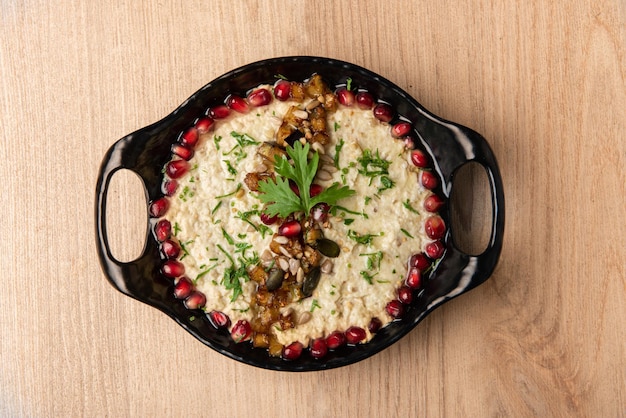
[301, 267, 321, 297]
[266, 268, 284, 291]
[316, 238, 340, 258]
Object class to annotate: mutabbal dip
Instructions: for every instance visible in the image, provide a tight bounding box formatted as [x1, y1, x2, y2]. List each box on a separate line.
[150, 74, 447, 360]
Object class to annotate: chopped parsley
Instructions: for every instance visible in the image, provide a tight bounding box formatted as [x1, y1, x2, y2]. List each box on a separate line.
[179, 240, 194, 260]
[211, 200, 223, 214]
[357, 149, 395, 193]
[402, 199, 420, 215]
[360, 270, 378, 285]
[310, 299, 322, 312]
[360, 251, 383, 269]
[331, 205, 369, 219]
[334, 137, 345, 168]
[178, 185, 195, 202]
[347, 230, 382, 246]
[357, 149, 391, 178]
[223, 131, 259, 163]
[215, 183, 242, 199]
[213, 135, 222, 150]
[235, 209, 273, 239]
[224, 160, 237, 176]
[378, 175, 395, 193]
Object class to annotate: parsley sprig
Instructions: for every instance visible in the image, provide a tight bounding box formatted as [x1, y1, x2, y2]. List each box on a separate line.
[258, 141, 355, 218]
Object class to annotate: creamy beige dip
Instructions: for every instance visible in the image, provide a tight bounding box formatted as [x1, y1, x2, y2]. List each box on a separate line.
[165, 91, 434, 347]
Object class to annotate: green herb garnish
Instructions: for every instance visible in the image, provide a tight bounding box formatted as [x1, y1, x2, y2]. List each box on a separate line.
[211, 200, 223, 214]
[400, 228, 414, 238]
[378, 175, 395, 193]
[257, 141, 355, 218]
[178, 185, 195, 202]
[224, 160, 237, 176]
[223, 131, 258, 162]
[334, 137, 345, 168]
[331, 205, 369, 219]
[310, 299, 322, 312]
[213, 135, 222, 150]
[215, 183, 242, 199]
[235, 209, 273, 239]
[221, 228, 235, 245]
[402, 199, 420, 215]
[357, 149, 393, 189]
[360, 270, 378, 284]
[347, 230, 382, 245]
[179, 240, 194, 260]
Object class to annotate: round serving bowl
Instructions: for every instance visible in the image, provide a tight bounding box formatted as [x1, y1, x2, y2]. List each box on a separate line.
[95, 56, 504, 371]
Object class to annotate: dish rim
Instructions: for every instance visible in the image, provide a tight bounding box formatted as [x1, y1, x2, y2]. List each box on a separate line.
[95, 56, 505, 371]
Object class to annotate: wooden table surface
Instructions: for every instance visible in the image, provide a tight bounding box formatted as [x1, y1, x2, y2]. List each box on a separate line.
[1, 1, 624, 417]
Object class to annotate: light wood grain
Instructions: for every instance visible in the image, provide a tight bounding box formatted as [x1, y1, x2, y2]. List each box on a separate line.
[1, 1, 624, 417]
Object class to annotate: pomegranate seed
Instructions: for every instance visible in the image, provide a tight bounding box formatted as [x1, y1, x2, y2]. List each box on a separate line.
[173, 276, 193, 299]
[260, 212, 278, 225]
[398, 286, 413, 304]
[309, 184, 323, 197]
[247, 88, 272, 107]
[403, 136, 416, 149]
[165, 160, 189, 179]
[326, 331, 346, 350]
[278, 220, 301, 237]
[194, 117, 214, 133]
[424, 194, 444, 212]
[180, 127, 199, 147]
[171, 144, 194, 161]
[426, 240, 445, 259]
[208, 311, 231, 328]
[373, 103, 394, 123]
[273, 80, 291, 101]
[410, 253, 431, 271]
[391, 122, 412, 138]
[161, 259, 184, 278]
[336, 88, 355, 106]
[310, 338, 328, 359]
[226, 94, 249, 113]
[421, 171, 438, 189]
[410, 149, 429, 167]
[311, 203, 330, 223]
[160, 239, 180, 258]
[425, 216, 446, 240]
[386, 300, 405, 318]
[154, 219, 171, 242]
[184, 291, 206, 309]
[368, 317, 383, 333]
[282, 341, 304, 360]
[149, 197, 169, 218]
[345, 327, 366, 344]
[231, 320, 252, 343]
[356, 92, 374, 109]
[209, 105, 230, 119]
[405, 267, 422, 289]
[162, 179, 178, 196]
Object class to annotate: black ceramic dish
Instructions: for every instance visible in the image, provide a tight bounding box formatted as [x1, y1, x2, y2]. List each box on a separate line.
[95, 56, 504, 371]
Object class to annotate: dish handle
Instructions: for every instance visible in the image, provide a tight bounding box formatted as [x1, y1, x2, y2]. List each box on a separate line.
[95, 133, 159, 299]
[438, 124, 505, 297]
